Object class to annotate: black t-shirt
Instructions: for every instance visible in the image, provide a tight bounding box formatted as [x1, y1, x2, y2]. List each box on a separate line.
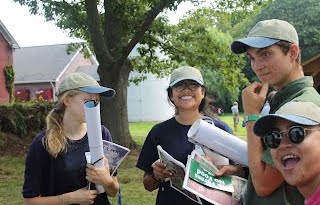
[23, 125, 112, 205]
[136, 117, 233, 205]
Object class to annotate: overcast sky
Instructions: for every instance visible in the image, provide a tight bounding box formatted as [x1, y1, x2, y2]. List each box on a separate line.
[0, 0, 211, 47]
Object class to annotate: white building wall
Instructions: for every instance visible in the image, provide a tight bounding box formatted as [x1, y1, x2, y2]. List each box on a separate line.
[127, 73, 174, 122]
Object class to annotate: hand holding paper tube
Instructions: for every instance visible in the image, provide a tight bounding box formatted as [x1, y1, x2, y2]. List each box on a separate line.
[187, 119, 248, 166]
[84, 100, 105, 194]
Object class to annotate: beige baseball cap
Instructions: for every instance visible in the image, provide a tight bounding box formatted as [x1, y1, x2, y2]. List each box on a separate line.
[231, 19, 299, 54]
[56, 72, 116, 98]
[253, 101, 320, 137]
[169, 66, 204, 86]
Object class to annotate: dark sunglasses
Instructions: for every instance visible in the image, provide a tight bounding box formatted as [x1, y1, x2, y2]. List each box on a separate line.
[263, 125, 319, 149]
[172, 81, 201, 92]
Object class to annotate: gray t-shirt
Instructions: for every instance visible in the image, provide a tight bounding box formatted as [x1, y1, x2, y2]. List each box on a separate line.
[231, 105, 239, 115]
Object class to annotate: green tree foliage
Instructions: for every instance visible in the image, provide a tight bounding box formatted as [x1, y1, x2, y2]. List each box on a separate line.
[14, 0, 187, 146]
[249, 0, 320, 61]
[217, 1, 272, 84]
[210, 0, 271, 35]
[165, 8, 249, 109]
[14, 0, 262, 146]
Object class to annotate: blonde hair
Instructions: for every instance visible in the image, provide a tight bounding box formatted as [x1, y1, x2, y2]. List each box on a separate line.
[43, 90, 80, 157]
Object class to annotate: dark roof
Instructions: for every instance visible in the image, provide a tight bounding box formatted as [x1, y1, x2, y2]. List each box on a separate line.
[0, 20, 19, 49]
[13, 44, 81, 83]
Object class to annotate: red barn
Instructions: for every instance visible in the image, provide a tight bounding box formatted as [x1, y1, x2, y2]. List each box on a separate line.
[13, 44, 98, 102]
[0, 20, 19, 103]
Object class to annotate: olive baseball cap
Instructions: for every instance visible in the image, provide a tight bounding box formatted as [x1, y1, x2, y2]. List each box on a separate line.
[253, 101, 320, 137]
[169, 66, 204, 87]
[56, 72, 116, 98]
[231, 19, 299, 54]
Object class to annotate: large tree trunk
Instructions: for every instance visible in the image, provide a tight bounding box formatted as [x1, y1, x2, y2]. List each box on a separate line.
[99, 61, 136, 148]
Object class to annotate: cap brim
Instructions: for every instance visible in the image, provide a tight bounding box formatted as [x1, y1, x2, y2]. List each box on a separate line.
[79, 86, 116, 98]
[170, 78, 204, 87]
[231, 37, 280, 54]
[253, 114, 320, 137]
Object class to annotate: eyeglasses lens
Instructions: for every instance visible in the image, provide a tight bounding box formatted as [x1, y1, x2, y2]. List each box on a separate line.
[264, 126, 306, 148]
[264, 131, 282, 148]
[174, 82, 200, 91]
[288, 127, 305, 144]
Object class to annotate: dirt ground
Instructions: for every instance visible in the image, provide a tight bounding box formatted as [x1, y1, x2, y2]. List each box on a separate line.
[0, 132, 33, 157]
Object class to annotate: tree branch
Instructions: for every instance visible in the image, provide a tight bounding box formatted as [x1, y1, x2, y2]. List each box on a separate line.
[84, 0, 113, 64]
[120, 0, 170, 63]
[148, 35, 182, 54]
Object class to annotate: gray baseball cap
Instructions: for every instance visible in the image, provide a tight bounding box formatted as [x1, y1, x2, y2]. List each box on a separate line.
[253, 101, 320, 137]
[56, 72, 116, 98]
[231, 19, 299, 54]
[169, 66, 204, 87]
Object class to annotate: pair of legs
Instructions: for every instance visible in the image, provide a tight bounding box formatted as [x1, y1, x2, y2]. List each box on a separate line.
[233, 115, 239, 131]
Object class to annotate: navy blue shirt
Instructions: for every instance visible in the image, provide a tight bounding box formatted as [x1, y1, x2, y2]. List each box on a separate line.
[136, 117, 233, 205]
[23, 125, 112, 205]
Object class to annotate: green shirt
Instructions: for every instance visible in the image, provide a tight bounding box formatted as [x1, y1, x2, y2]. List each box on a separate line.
[244, 76, 320, 205]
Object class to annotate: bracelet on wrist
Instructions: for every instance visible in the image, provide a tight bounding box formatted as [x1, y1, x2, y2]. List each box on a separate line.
[243, 114, 260, 123]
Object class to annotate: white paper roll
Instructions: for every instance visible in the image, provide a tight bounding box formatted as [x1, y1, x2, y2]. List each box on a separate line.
[188, 119, 248, 166]
[84, 100, 105, 193]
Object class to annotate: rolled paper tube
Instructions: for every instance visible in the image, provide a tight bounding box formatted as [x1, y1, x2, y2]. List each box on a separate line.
[188, 119, 248, 166]
[84, 101, 103, 148]
[84, 100, 105, 194]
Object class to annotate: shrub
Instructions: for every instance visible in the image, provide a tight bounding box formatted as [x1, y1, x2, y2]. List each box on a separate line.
[0, 102, 54, 137]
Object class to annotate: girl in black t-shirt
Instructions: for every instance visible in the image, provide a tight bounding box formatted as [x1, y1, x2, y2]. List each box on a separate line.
[23, 73, 119, 205]
[137, 66, 246, 205]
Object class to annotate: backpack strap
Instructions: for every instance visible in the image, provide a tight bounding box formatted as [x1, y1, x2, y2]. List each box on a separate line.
[117, 185, 122, 205]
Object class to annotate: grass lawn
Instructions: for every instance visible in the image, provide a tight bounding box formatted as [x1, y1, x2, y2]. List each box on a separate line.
[108, 155, 157, 205]
[128, 122, 157, 146]
[0, 114, 246, 205]
[219, 113, 247, 141]
[0, 157, 25, 204]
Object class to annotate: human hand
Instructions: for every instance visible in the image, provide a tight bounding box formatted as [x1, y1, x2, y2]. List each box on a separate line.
[86, 157, 113, 187]
[152, 161, 173, 180]
[214, 165, 243, 177]
[67, 187, 97, 205]
[242, 82, 269, 114]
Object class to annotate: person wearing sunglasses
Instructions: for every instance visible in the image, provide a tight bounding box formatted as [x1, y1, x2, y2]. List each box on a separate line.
[136, 66, 244, 205]
[253, 101, 320, 204]
[231, 19, 320, 204]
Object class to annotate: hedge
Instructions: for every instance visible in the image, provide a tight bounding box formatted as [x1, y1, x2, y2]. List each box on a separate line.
[0, 102, 54, 137]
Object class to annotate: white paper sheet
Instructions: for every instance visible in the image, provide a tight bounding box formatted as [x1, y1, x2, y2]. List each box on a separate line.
[157, 145, 202, 204]
[84, 100, 105, 194]
[188, 119, 248, 166]
[183, 150, 247, 205]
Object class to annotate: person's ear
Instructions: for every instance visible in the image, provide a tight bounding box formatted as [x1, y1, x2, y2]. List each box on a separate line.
[201, 86, 206, 95]
[289, 44, 299, 63]
[63, 96, 71, 107]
